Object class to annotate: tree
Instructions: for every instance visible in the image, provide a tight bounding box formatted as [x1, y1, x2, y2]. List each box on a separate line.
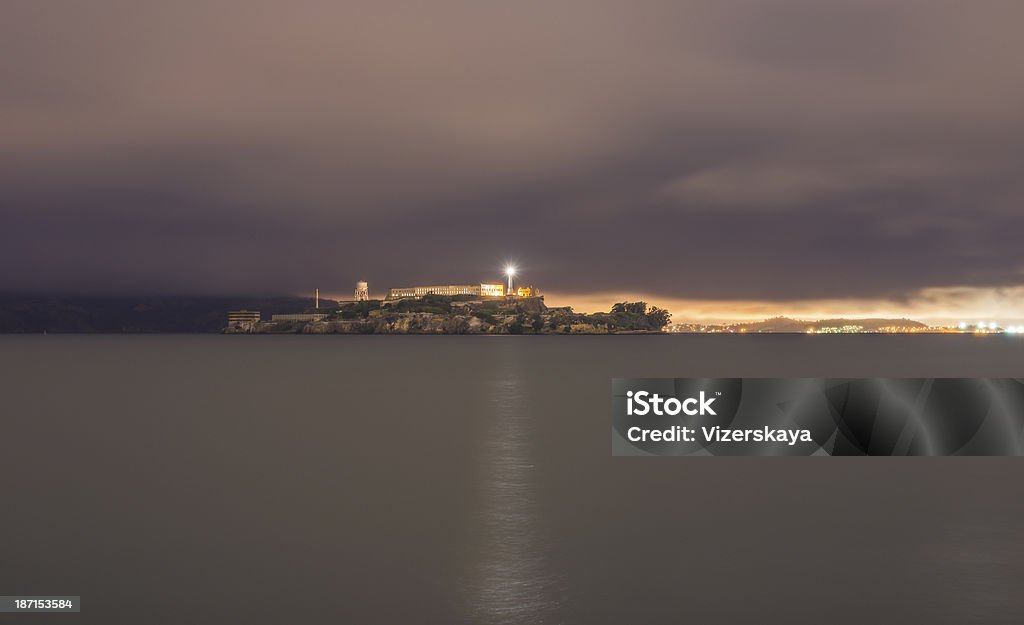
[645, 306, 672, 330]
[611, 301, 647, 315]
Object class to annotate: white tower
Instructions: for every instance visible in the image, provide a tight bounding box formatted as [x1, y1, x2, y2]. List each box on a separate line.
[355, 281, 369, 301]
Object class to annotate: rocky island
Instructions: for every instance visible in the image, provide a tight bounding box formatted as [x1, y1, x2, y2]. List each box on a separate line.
[226, 297, 672, 335]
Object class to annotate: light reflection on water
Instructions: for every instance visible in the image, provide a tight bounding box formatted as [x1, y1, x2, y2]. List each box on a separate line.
[3, 335, 1024, 624]
[465, 353, 563, 625]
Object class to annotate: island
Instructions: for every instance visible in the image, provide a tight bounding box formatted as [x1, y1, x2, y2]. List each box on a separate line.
[225, 297, 672, 335]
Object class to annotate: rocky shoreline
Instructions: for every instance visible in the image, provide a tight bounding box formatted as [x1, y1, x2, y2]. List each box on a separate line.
[226, 296, 671, 335]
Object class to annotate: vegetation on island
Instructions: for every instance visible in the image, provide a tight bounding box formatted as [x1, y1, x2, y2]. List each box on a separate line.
[233, 296, 673, 335]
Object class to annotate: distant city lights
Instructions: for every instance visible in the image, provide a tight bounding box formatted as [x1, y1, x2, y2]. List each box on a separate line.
[667, 319, 1024, 335]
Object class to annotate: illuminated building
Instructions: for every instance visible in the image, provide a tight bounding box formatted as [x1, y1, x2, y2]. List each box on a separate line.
[272, 313, 328, 322]
[386, 283, 506, 300]
[227, 310, 260, 330]
[355, 281, 369, 301]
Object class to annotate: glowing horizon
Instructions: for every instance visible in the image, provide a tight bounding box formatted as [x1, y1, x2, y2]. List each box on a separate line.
[311, 284, 1024, 326]
[540, 285, 1024, 326]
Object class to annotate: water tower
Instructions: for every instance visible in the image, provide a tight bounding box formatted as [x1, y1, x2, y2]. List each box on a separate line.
[355, 281, 369, 301]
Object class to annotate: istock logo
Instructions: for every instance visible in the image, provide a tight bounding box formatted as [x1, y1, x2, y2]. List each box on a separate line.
[626, 390, 718, 416]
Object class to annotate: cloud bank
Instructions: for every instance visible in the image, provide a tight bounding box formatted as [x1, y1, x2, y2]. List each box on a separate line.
[2, 1, 1023, 318]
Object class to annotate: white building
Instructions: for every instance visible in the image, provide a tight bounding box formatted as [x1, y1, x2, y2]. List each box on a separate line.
[227, 310, 260, 329]
[272, 313, 327, 322]
[386, 283, 505, 300]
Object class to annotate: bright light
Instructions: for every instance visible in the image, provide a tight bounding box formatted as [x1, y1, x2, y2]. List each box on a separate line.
[957, 321, 967, 330]
[505, 264, 516, 277]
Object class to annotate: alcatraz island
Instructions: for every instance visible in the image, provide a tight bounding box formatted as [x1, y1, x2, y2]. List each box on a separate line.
[225, 273, 671, 335]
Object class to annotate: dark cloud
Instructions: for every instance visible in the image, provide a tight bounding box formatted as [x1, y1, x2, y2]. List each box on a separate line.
[2, 0, 1024, 303]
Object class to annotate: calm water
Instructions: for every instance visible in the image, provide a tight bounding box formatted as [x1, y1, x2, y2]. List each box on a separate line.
[2, 335, 1023, 624]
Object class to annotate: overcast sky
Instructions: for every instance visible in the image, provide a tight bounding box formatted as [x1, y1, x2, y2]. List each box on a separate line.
[3, 1, 1023, 320]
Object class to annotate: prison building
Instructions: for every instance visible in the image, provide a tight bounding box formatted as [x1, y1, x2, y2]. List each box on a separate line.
[227, 310, 261, 327]
[386, 283, 505, 300]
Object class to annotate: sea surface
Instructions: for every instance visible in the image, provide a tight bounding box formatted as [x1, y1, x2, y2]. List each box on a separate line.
[1, 335, 1023, 624]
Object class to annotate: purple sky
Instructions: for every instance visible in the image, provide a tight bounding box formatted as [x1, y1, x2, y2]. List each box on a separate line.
[2, 1, 1024, 318]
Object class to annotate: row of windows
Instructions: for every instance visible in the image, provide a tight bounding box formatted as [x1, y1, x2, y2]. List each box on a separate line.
[387, 284, 510, 299]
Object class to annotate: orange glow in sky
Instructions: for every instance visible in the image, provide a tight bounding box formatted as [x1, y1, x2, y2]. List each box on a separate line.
[542, 286, 1024, 326]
